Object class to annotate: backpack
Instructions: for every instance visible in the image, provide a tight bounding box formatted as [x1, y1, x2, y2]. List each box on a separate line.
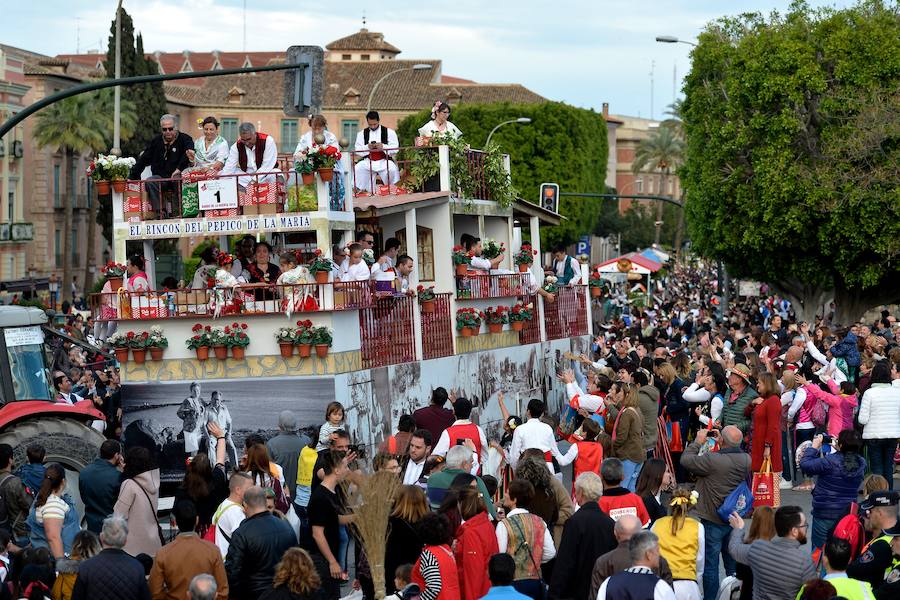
[809, 398, 828, 429]
[829, 503, 865, 561]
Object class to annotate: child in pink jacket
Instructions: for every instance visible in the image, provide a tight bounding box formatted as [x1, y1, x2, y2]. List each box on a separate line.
[803, 378, 858, 437]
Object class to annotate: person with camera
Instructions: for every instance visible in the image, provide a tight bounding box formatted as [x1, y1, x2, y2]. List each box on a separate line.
[799, 429, 866, 555]
[680, 426, 751, 600]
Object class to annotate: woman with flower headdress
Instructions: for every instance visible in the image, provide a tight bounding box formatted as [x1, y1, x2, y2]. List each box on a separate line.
[651, 487, 704, 600]
[276, 250, 319, 316]
[417, 101, 462, 142]
[210, 251, 245, 317]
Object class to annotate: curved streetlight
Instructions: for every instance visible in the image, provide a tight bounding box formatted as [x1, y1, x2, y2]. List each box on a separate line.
[655, 35, 698, 47]
[366, 63, 433, 113]
[485, 118, 532, 148]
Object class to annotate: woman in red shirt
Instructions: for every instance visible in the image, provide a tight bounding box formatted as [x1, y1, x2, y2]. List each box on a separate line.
[454, 488, 499, 600]
[749, 372, 783, 479]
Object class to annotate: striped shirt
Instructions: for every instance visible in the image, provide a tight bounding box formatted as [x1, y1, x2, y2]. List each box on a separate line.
[418, 549, 442, 600]
[35, 494, 68, 524]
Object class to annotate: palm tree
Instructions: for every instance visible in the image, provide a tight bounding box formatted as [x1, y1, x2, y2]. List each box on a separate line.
[34, 90, 134, 297]
[631, 124, 685, 247]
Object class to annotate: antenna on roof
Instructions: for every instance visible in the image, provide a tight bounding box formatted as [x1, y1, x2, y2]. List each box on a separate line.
[76, 18, 81, 54]
[243, 0, 247, 52]
[362, 11, 366, 28]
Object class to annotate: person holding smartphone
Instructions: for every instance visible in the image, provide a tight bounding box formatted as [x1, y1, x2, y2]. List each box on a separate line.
[353, 110, 400, 194]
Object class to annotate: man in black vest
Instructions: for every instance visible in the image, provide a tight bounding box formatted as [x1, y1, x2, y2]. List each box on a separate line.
[129, 114, 194, 215]
[353, 110, 400, 194]
[222, 122, 279, 191]
[596, 530, 675, 600]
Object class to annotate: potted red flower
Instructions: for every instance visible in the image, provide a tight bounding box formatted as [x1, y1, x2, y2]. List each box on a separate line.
[456, 308, 483, 337]
[452, 246, 472, 277]
[484, 306, 509, 334]
[514, 247, 538, 273]
[295, 320, 314, 357]
[589, 271, 605, 297]
[101, 261, 127, 291]
[313, 145, 341, 182]
[186, 324, 212, 360]
[225, 322, 250, 359]
[128, 330, 150, 364]
[309, 249, 335, 284]
[508, 302, 534, 331]
[417, 285, 436, 313]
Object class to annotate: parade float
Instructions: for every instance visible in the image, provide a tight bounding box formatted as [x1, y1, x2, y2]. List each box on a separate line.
[91, 144, 592, 478]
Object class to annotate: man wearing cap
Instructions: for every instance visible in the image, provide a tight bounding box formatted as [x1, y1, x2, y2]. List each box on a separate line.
[719, 363, 758, 436]
[875, 526, 900, 599]
[848, 491, 900, 591]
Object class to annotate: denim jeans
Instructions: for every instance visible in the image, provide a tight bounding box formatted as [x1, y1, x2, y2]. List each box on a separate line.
[621, 459, 642, 492]
[866, 438, 896, 490]
[810, 516, 838, 556]
[781, 429, 794, 480]
[701, 519, 736, 600]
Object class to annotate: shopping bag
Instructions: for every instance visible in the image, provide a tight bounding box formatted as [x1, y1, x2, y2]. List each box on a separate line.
[751, 458, 776, 508]
[717, 480, 754, 522]
[134, 295, 170, 319]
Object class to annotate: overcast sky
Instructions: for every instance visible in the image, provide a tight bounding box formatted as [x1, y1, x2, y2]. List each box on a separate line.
[9, 0, 851, 118]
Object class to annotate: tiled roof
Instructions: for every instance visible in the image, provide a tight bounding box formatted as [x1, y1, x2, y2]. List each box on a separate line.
[55, 51, 284, 77]
[325, 29, 401, 54]
[165, 59, 546, 110]
[441, 75, 475, 84]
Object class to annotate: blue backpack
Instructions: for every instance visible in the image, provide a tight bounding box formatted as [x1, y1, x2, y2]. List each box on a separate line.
[717, 480, 754, 522]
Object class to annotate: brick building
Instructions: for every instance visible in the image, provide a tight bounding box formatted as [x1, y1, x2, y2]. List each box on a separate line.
[609, 112, 682, 212]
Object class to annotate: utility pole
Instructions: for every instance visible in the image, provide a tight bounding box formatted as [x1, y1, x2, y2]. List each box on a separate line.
[650, 60, 655, 120]
[111, 0, 123, 156]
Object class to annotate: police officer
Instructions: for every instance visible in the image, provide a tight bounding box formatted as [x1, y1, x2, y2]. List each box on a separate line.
[848, 491, 900, 591]
[875, 525, 900, 600]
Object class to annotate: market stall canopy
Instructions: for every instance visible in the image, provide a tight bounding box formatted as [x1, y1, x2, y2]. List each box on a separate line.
[595, 253, 662, 275]
[639, 247, 669, 264]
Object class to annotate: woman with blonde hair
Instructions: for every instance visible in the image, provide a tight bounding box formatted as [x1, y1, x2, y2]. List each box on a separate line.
[260, 547, 322, 600]
[385, 485, 429, 594]
[651, 487, 704, 600]
[610, 383, 645, 491]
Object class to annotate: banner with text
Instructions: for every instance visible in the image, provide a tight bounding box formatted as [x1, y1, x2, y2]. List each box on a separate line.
[124, 214, 314, 239]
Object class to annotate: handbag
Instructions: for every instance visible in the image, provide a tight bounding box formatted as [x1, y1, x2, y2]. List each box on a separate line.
[751, 457, 777, 509]
[135, 481, 166, 547]
[717, 479, 754, 522]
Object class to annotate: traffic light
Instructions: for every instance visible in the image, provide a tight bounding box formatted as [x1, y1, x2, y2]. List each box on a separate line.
[540, 183, 559, 213]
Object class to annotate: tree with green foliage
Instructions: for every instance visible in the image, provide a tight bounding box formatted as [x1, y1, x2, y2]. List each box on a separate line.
[97, 9, 168, 245]
[397, 102, 608, 248]
[681, 0, 900, 323]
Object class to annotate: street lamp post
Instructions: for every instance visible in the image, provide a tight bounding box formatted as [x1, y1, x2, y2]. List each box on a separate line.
[485, 118, 532, 148]
[655, 35, 698, 47]
[112, 0, 123, 156]
[366, 64, 433, 113]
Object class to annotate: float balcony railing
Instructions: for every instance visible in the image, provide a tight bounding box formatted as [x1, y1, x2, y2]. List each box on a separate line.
[455, 272, 529, 299]
[544, 285, 589, 340]
[88, 280, 383, 321]
[421, 293, 454, 360]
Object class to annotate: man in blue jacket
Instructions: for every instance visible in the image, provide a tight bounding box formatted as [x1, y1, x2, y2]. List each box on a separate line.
[79, 440, 123, 533]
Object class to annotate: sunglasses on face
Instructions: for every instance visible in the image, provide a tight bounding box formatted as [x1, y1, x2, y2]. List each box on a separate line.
[161, 127, 175, 132]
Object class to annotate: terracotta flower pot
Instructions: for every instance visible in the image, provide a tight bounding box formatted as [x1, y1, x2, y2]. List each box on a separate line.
[107, 276, 124, 291]
[455, 263, 468, 277]
[195, 346, 210, 361]
[297, 343, 312, 358]
[213, 345, 227, 360]
[488, 322, 503, 334]
[112, 179, 127, 193]
[421, 300, 435, 314]
[231, 346, 245, 360]
[591, 286, 602, 298]
[471, 326, 480, 336]
[279, 343, 294, 358]
[131, 348, 146, 364]
[511, 320, 525, 332]
[96, 180, 111, 195]
[315, 344, 329, 358]
[460, 327, 473, 337]
[301, 172, 315, 186]
[149, 347, 164, 361]
[317, 167, 334, 182]
[314, 270, 329, 284]
[114, 347, 129, 363]
[518, 263, 530, 273]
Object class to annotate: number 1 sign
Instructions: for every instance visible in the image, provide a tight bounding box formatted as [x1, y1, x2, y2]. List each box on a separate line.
[199, 179, 239, 211]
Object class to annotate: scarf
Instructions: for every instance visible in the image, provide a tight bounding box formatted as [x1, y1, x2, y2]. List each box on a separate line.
[195, 135, 227, 164]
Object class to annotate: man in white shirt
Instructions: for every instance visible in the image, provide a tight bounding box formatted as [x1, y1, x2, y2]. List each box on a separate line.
[395, 255, 414, 294]
[222, 122, 278, 190]
[370, 237, 401, 277]
[402, 429, 432, 486]
[460, 234, 503, 271]
[353, 111, 400, 193]
[509, 398, 564, 472]
[53, 372, 83, 405]
[431, 398, 488, 475]
[212, 472, 252, 557]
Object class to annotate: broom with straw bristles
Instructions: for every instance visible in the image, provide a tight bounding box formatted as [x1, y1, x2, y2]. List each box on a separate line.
[347, 470, 403, 600]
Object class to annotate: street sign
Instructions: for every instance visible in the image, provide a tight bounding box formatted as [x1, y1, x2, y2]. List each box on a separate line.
[283, 46, 324, 117]
[198, 179, 238, 211]
[576, 235, 591, 257]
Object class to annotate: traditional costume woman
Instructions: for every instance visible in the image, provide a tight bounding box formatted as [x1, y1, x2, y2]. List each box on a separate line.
[276, 264, 319, 317]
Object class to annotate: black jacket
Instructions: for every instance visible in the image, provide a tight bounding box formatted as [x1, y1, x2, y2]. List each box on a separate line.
[71, 548, 151, 600]
[225, 510, 298, 600]
[548, 501, 617, 600]
[129, 132, 194, 179]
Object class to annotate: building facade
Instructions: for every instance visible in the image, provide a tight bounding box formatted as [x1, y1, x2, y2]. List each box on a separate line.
[609, 112, 682, 213]
[0, 45, 31, 281]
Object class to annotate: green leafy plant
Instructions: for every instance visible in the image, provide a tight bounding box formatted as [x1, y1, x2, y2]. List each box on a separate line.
[484, 305, 510, 324]
[295, 319, 315, 345]
[542, 275, 559, 294]
[186, 324, 212, 349]
[509, 301, 534, 322]
[308, 249, 335, 273]
[416, 285, 436, 302]
[455, 308, 484, 330]
[451, 246, 473, 266]
[107, 331, 130, 348]
[514, 248, 537, 266]
[313, 326, 333, 347]
[588, 271, 605, 288]
[147, 325, 168, 349]
[275, 327, 296, 343]
[481, 239, 505, 260]
[127, 330, 150, 349]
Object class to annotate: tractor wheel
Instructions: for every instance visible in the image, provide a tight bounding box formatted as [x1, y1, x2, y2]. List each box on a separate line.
[0, 418, 105, 471]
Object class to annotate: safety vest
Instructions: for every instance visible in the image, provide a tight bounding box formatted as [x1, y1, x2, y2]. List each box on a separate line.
[573, 441, 603, 480]
[296, 446, 318, 487]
